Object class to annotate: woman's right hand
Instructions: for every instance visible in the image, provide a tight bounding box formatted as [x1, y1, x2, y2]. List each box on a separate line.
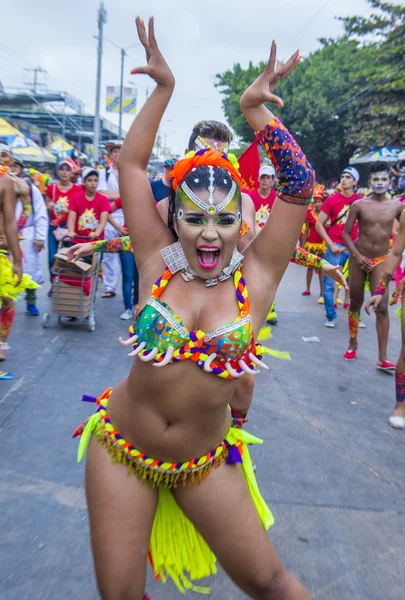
[67, 242, 94, 262]
[365, 294, 383, 315]
[240, 41, 300, 111]
[131, 17, 174, 88]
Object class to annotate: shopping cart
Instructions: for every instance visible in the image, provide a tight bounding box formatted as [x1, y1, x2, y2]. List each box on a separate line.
[43, 237, 101, 332]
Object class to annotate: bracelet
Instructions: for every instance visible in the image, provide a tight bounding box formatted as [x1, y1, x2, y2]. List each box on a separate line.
[375, 271, 393, 296]
[255, 118, 315, 205]
[231, 408, 249, 429]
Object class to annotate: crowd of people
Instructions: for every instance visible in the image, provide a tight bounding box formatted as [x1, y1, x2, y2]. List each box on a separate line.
[1, 16, 405, 599]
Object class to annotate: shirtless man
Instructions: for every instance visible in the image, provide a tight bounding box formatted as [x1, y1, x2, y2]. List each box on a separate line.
[342, 162, 404, 369]
[0, 154, 23, 362]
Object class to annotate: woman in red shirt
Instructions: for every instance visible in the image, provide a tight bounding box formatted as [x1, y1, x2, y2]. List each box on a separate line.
[302, 185, 327, 300]
[45, 160, 81, 278]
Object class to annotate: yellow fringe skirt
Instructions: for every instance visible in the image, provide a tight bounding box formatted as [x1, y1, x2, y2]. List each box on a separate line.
[0, 250, 39, 303]
[74, 389, 274, 594]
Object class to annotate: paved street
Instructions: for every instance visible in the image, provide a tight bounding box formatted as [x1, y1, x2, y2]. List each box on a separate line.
[0, 262, 404, 600]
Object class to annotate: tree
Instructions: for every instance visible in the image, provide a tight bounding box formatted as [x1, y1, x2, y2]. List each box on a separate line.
[339, 0, 405, 150]
[215, 0, 405, 180]
[216, 39, 372, 180]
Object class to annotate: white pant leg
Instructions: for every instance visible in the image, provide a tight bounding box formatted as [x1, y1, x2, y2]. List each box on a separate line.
[102, 219, 124, 293]
[20, 228, 45, 284]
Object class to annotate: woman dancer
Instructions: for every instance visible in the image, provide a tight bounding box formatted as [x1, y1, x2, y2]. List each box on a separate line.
[75, 18, 313, 599]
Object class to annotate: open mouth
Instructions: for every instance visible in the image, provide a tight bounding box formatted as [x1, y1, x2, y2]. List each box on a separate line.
[197, 245, 220, 270]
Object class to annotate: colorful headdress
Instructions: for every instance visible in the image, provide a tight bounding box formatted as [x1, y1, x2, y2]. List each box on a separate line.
[313, 184, 325, 200]
[167, 149, 243, 192]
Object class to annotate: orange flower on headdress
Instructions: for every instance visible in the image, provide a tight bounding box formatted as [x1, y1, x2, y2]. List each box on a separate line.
[167, 149, 243, 192]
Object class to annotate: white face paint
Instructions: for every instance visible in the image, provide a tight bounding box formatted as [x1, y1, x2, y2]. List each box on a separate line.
[370, 171, 390, 195]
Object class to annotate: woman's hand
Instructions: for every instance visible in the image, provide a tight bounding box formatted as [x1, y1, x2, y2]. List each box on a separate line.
[117, 225, 128, 237]
[240, 41, 301, 111]
[321, 264, 348, 290]
[131, 17, 174, 88]
[365, 295, 383, 315]
[67, 242, 94, 262]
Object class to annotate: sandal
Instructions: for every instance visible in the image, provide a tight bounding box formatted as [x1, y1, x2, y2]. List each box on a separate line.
[101, 291, 116, 299]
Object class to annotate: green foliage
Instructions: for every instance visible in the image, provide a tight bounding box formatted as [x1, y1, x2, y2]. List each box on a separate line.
[215, 0, 405, 181]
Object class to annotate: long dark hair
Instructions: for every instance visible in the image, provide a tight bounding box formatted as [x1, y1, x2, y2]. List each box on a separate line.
[167, 165, 241, 239]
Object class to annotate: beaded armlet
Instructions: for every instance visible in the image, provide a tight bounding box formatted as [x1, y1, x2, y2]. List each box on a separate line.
[255, 118, 315, 205]
[291, 246, 327, 272]
[375, 272, 393, 296]
[92, 236, 133, 254]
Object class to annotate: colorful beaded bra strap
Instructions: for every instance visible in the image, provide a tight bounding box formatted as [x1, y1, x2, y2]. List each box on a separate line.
[152, 266, 250, 315]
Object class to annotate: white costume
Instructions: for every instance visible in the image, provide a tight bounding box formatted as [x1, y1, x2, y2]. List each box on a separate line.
[16, 184, 48, 284]
[97, 166, 124, 293]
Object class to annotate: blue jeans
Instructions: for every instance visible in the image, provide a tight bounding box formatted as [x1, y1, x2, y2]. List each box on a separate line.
[48, 224, 59, 279]
[323, 244, 350, 321]
[119, 253, 139, 311]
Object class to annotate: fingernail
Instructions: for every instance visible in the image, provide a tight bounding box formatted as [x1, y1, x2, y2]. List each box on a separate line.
[130, 69, 137, 74]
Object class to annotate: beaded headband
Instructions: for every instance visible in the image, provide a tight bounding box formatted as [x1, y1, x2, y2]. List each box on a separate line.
[194, 135, 230, 154]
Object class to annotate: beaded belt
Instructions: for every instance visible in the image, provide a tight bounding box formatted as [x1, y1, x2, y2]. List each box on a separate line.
[73, 389, 236, 488]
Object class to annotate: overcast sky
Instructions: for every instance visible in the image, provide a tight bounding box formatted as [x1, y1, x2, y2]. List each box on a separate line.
[1, 0, 370, 155]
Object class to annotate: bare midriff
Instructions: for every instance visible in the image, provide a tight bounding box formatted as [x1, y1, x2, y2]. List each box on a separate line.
[107, 358, 235, 463]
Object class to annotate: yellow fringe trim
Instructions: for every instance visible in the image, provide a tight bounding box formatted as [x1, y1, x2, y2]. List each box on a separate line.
[0, 251, 39, 303]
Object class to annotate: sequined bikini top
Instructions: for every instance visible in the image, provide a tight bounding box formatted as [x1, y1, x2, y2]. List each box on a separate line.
[120, 267, 268, 379]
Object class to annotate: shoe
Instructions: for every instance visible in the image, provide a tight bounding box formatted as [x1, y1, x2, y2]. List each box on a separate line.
[26, 304, 40, 316]
[344, 349, 357, 361]
[302, 290, 311, 296]
[334, 303, 337, 309]
[358, 321, 366, 329]
[324, 320, 335, 328]
[389, 415, 405, 429]
[267, 318, 278, 325]
[318, 297, 324, 304]
[344, 303, 350, 309]
[0, 371, 15, 380]
[376, 360, 396, 372]
[47, 287, 52, 298]
[336, 298, 343, 305]
[120, 309, 133, 321]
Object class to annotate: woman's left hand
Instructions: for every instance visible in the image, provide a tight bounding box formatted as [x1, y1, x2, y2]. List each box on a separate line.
[240, 41, 301, 110]
[131, 17, 174, 88]
[322, 264, 348, 290]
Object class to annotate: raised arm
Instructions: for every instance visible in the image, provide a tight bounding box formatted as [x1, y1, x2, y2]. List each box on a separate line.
[240, 42, 314, 288]
[117, 17, 175, 267]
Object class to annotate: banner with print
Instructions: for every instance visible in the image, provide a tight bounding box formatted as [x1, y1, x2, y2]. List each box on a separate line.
[106, 86, 137, 114]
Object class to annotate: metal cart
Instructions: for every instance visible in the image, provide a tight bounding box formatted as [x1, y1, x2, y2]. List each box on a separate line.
[43, 239, 101, 332]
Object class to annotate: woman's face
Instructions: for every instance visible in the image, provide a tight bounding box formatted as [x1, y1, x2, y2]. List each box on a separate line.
[175, 189, 241, 280]
[58, 165, 72, 183]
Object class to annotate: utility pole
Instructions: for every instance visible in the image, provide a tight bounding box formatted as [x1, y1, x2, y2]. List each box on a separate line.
[93, 1, 107, 164]
[24, 66, 47, 94]
[118, 48, 126, 139]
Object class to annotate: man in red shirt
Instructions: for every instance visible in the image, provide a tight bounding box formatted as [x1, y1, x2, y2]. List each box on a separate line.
[246, 164, 277, 229]
[316, 167, 361, 327]
[67, 168, 110, 245]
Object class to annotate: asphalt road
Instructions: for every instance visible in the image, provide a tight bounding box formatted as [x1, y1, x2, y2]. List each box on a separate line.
[0, 262, 404, 600]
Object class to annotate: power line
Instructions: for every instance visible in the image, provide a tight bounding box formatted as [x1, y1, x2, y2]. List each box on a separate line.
[289, 0, 334, 45]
